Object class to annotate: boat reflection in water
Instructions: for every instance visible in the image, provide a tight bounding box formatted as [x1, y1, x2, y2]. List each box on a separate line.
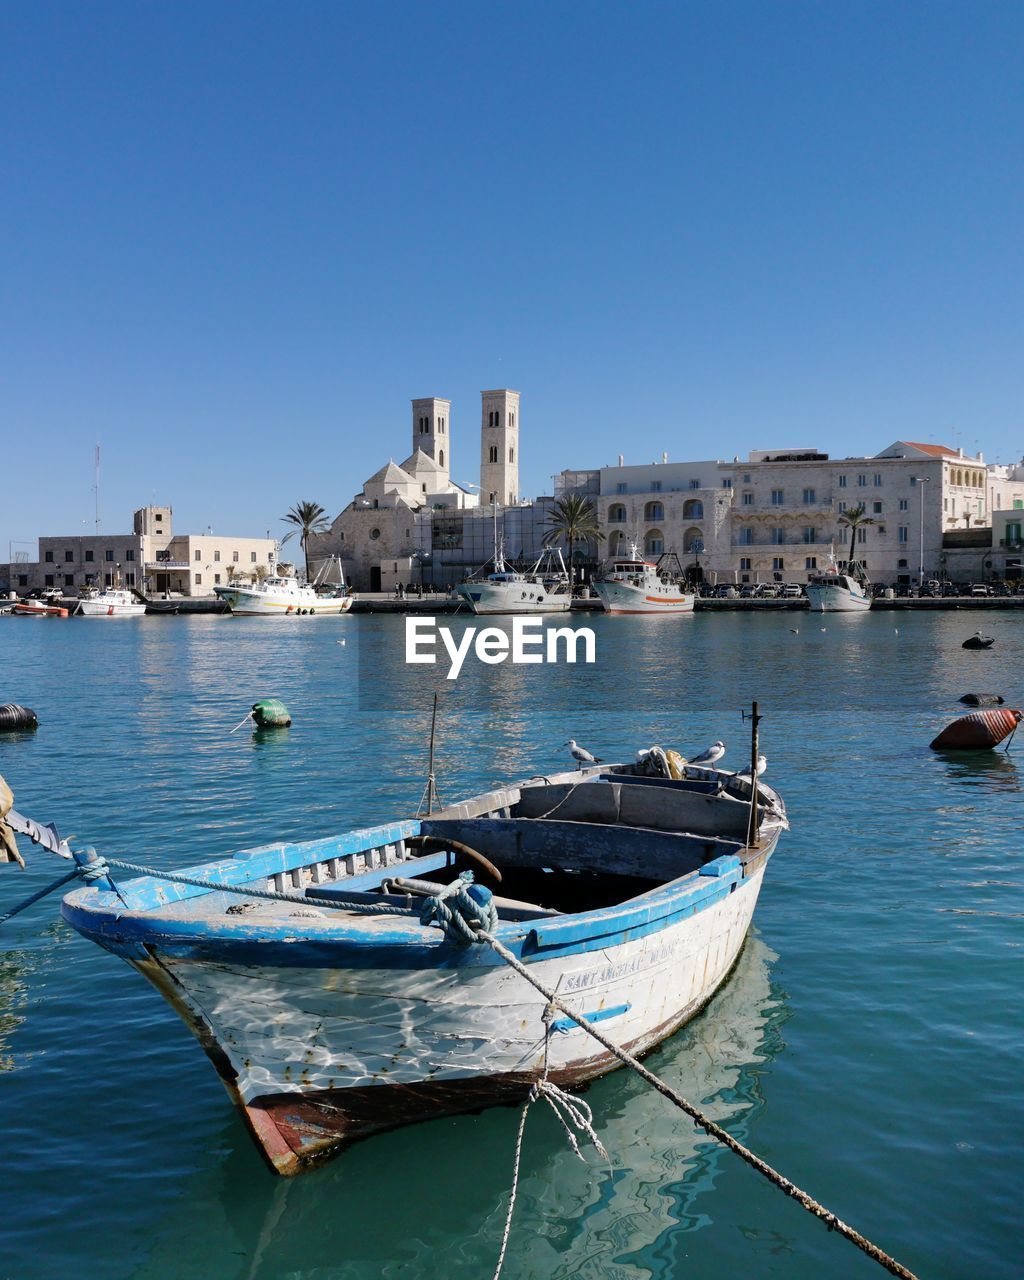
[131, 936, 787, 1280]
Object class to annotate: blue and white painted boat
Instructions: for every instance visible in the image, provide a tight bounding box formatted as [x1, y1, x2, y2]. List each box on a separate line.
[59, 756, 787, 1175]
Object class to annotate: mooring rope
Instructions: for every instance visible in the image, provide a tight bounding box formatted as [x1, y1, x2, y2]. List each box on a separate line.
[476, 925, 920, 1280]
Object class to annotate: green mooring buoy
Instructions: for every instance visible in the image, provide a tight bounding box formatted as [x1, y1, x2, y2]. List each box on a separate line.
[251, 698, 292, 728]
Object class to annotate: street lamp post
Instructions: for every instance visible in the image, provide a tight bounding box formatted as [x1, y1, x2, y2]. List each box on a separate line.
[912, 477, 930, 585]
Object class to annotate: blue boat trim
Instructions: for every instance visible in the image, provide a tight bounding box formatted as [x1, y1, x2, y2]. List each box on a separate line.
[550, 1003, 631, 1034]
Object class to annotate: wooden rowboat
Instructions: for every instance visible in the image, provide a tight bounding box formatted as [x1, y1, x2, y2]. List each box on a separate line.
[59, 755, 788, 1175]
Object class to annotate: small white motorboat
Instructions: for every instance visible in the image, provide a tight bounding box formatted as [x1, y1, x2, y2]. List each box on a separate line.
[76, 589, 146, 617]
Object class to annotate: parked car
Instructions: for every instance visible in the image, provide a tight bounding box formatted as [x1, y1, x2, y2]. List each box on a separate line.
[970, 583, 991, 597]
[991, 582, 1012, 597]
[781, 583, 803, 598]
[940, 582, 959, 597]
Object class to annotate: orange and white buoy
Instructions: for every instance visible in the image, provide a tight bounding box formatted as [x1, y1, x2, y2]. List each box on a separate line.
[930, 707, 1022, 751]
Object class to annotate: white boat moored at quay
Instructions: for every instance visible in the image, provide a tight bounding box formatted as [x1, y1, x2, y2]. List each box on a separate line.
[77, 589, 146, 617]
[215, 559, 353, 616]
[805, 556, 872, 612]
[594, 545, 695, 614]
[457, 546, 571, 615]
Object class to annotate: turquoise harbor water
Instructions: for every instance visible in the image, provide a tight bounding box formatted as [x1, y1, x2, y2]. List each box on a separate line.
[0, 611, 1021, 1279]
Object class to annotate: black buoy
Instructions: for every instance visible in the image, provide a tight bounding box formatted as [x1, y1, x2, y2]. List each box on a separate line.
[0, 703, 38, 731]
[959, 693, 1006, 706]
[963, 633, 995, 650]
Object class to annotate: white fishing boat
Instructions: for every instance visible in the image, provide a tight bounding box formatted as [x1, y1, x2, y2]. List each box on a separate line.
[594, 544, 695, 614]
[216, 559, 353, 616]
[457, 544, 571, 615]
[77, 589, 146, 617]
[805, 555, 872, 612]
[7, 743, 788, 1176]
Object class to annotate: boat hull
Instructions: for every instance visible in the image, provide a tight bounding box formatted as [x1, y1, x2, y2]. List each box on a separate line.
[131, 859, 767, 1174]
[77, 599, 146, 617]
[456, 584, 571, 614]
[594, 581, 695, 614]
[804, 583, 871, 612]
[223, 591, 353, 615]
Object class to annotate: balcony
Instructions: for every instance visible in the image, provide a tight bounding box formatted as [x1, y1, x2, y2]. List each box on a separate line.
[732, 536, 833, 549]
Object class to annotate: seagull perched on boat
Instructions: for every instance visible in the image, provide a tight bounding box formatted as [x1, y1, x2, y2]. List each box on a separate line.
[565, 739, 602, 770]
[736, 754, 767, 779]
[689, 741, 725, 768]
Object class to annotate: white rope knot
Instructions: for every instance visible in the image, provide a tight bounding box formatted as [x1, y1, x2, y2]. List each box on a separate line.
[531, 1079, 610, 1165]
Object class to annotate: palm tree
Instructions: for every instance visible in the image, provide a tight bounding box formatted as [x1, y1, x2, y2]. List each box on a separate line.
[543, 494, 605, 587]
[281, 501, 330, 582]
[837, 503, 875, 572]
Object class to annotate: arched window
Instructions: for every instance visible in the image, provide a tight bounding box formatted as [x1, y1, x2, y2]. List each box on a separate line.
[682, 498, 703, 520]
[644, 529, 664, 555]
[489, 445, 498, 463]
[608, 503, 627, 523]
[509, 446, 514, 463]
[644, 501, 664, 522]
[438, 449, 444, 467]
[683, 527, 703, 552]
[609, 530, 626, 554]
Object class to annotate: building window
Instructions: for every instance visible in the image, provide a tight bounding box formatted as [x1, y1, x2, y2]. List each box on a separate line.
[644, 501, 664, 521]
[44, 550, 54, 562]
[874, 474, 882, 486]
[616, 482, 627, 494]
[857, 474, 867, 486]
[125, 549, 135, 561]
[214, 574, 221, 585]
[738, 528, 753, 546]
[105, 550, 114, 562]
[771, 489, 784, 506]
[64, 550, 73, 562]
[722, 477, 733, 489]
[489, 445, 498, 463]
[370, 528, 381, 540]
[103, 573, 112, 587]
[85, 550, 94, 562]
[873, 502, 883, 514]
[195, 573, 202, 585]
[644, 530, 664, 555]
[805, 557, 817, 570]
[742, 492, 753, 505]
[194, 550, 202, 562]
[233, 551, 239, 562]
[772, 557, 785, 571]
[214, 550, 221, 563]
[857, 527, 867, 544]
[608, 504, 627, 523]
[17, 575, 27, 588]
[250, 551, 257, 562]
[899, 499, 908, 511]
[1015, 499, 1024, 510]
[739, 557, 751, 571]
[803, 526, 816, 543]
[64, 573, 75, 585]
[771, 527, 785, 545]
[910, 476, 918, 486]
[899, 526, 909, 544]
[125, 572, 135, 587]
[689, 479, 700, 490]
[838, 501, 847, 512]
[682, 499, 703, 519]
[802, 488, 816, 504]
[838, 475, 847, 488]
[898, 558, 908, 568]
[743, 474, 751, 483]
[651, 481, 662, 492]
[508, 447, 514, 463]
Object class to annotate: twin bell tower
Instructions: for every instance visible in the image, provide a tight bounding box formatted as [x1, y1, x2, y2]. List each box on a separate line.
[411, 390, 519, 506]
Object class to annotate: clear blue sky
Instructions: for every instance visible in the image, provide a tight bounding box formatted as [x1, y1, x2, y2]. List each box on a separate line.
[3, 2, 1021, 553]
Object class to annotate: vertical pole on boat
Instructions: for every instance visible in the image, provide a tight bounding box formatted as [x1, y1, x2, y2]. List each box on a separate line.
[426, 691, 439, 815]
[746, 700, 761, 848]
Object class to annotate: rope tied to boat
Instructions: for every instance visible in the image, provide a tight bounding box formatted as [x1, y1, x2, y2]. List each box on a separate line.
[492, 1002, 611, 1280]
[481, 928, 920, 1280]
[419, 870, 498, 943]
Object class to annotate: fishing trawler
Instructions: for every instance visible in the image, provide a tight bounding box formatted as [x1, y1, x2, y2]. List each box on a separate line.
[215, 558, 352, 616]
[457, 545, 571, 615]
[593, 544, 695, 614]
[805, 555, 871, 612]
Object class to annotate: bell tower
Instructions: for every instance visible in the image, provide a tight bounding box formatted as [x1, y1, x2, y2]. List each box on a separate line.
[479, 389, 520, 506]
[410, 397, 451, 487]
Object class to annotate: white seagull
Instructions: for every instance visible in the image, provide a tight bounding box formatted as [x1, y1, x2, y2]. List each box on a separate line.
[565, 739, 603, 770]
[689, 740, 726, 768]
[736, 754, 768, 779]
